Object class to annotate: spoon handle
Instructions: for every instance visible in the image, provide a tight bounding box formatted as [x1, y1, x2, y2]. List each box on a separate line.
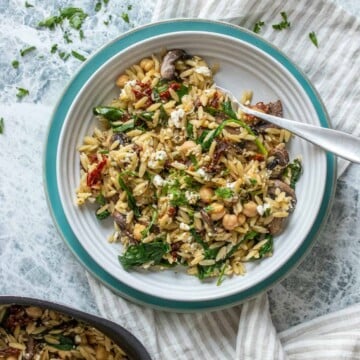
[238, 104, 360, 164]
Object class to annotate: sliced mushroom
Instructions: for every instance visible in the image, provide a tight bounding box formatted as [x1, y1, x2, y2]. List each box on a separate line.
[269, 179, 296, 204]
[160, 49, 187, 80]
[111, 132, 129, 146]
[252, 100, 283, 133]
[268, 218, 285, 235]
[113, 211, 136, 242]
[267, 144, 290, 178]
[268, 100, 283, 117]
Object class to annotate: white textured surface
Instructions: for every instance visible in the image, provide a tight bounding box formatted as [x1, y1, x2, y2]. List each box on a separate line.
[0, 0, 359, 331]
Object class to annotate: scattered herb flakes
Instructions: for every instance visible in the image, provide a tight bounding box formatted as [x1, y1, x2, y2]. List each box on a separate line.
[63, 31, 72, 43]
[103, 0, 109, 3]
[95, 2, 102, 12]
[79, 29, 85, 40]
[103, 15, 112, 25]
[272, 11, 291, 30]
[71, 50, 86, 62]
[127, 5, 132, 10]
[50, 44, 58, 53]
[0, 118, 4, 134]
[215, 187, 234, 199]
[253, 20, 265, 34]
[59, 51, 70, 61]
[20, 46, 36, 56]
[121, 12, 130, 23]
[11, 60, 19, 69]
[38, 7, 88, 31]
[309, 31, 318, 47]
[16, 87, 29, 99]
[25, 1, 34, 7]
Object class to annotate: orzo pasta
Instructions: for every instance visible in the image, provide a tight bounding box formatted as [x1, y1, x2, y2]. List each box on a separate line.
[0, 304, 128, 359]
[75, 49, 302, 283]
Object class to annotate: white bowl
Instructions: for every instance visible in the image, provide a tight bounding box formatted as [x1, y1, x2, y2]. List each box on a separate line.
[44, 19, 336, 311]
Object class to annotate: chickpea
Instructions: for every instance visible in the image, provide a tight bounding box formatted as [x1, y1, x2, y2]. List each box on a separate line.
[179, 140, 197, 155]
[243, 201, 258, 217]
[133, 223, 146, 240]
[222, 214, 238, 231]
[116, 74, 130, 88]
[95, 345, 109, 360]
[6, 357, 17, 360]
[208, 203, 226, 221]
[237, 213, 246, 225]
[199, 186, 214, 203]
[140, 58, 155, 72]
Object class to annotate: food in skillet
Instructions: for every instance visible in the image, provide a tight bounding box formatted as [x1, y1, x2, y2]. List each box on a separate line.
[76, 49, 302, 283]
[0, 305, 128, 359]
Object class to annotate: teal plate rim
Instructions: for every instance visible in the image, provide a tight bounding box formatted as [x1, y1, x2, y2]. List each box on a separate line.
[44, 19, 336, 312]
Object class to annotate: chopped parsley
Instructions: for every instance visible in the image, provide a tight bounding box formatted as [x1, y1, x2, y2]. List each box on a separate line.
[272, 11, 291, 30]
[59, 51, 70, 61]
[127, 5, 132, 10]
[16, 87, 29, 99]
[11, 60, 19, 69]
[0, 118, 4, 134]
[309, 31, 318, 47]
[103, 15, 112, 25]
[50, 44, 58, 54]
[38, 7, 88, 31]
[20, 46, 36, 56]
[95, 2, 102, 12]
[25, 1, 34, 7]
[79, 29, 85, 40]
[215, 187, 234, 199]
[63, 31, 72, 43]
[71, 50, 87, 62]
[253, 20, 265, 34]
[121, 12, 130, 23]
[249, 178, 257, 185]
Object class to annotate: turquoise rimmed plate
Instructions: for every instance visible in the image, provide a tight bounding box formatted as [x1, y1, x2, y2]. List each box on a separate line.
[44, 19, 336, 311]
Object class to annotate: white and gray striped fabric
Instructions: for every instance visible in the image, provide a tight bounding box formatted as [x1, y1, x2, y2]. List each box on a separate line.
[87, 0, 360, 358]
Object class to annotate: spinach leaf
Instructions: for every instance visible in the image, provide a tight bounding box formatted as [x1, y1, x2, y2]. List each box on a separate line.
[186, 121, 194, 140]
[113, 120, 135, 133]
[93, 106, 126, 122]
[141, 210, 158, 239]
[96, 210, 110, 220]
[118, 174, 141, 218]
[258, 235, 273, 258]
[221, 100, 238, 119]
[176, 84, 189, 102]
[119, 241, 170, 269]
[46, 335, 74, 351]
[288, 158, 302, 189]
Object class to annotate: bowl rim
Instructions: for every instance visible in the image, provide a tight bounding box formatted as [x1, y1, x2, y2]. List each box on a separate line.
[43, 18, 336, 312]
[0, 295, 152, 360]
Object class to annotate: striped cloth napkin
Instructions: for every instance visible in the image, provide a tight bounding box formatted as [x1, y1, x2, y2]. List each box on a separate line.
[87, 0, 360, 358]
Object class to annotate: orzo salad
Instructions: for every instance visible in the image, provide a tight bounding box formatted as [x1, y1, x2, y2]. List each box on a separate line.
[76, 49, 302, 283]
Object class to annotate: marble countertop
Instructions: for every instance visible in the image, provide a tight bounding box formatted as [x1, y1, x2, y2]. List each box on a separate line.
[0, 0, 359, 332]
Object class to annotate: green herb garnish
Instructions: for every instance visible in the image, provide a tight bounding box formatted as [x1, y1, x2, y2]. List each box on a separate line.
[25, 1, 34, 7]
[11, 60, 19, 69]
[249, 178, 257, 185]
[95, 2, 102, 12]
[309, 31, 318, 47]
[16, 87, 29, 99]
[0, 118, 4, 134]
[216, 264, 227, 286]
[71, 50, 86, 61]
[46, 335, 74, 351]
[284, 158, 302, 189]
[141, 210, 158, 239]
[121, 12, 130, 23]
[119, 241, 170, 269]
[253, 20, 265, 34]
[118, 174, 141, 218]
[93, 106, 126, 121]
[215, 187, 234, 199]
[176, 84, 189, 102]
[272, 11, 291, 30]
[113, 120, 135, 133]
[58, 51, 70, 61]
[186, 121, 194, 140]
[50, 44, 58, 53]
[258, 235, 273, 258]
[20, 46, 36, 56]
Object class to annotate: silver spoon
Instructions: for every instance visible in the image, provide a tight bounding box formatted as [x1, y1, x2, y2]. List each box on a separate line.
[216, 86, 360, 163]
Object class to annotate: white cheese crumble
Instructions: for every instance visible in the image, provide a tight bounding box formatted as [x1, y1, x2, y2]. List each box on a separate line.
[169, 108, 185, 128]
[226, 181, 237, 189]
[185, 191, 200, 204]
[179, 222, 190, 231]
[153, 175, 164, 187]
[195, 66, 212, 77]
[196, 168, 210, 181]
[154, 150, 168, 161]
[126, 79, 137, 86]
[257, 203, 271, 216]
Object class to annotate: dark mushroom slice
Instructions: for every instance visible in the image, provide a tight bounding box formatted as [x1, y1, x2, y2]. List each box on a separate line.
[252, 100, 283, 133]
[267, 179, 297, 235]
[111, 132, 130, 147]
[267, 144, 290, 178]
[160, 49, 187, 80]
[113, 211, 136, 242]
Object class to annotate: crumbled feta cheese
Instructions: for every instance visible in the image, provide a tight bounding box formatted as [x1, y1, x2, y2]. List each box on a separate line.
[153, 175, 164, 187]
[257, 203, 271, 216]
[226, 181, 236, 189]
[154, 150, 167, 161]
[195, 66, 211, 76]
[179, 222, 190, 231]
[169, 108, 185, 128]
[185, 191, 200, 204]
[126, 79, 137, 86]
[147, 160, 158, 169]
[196, 168, 210, 180]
